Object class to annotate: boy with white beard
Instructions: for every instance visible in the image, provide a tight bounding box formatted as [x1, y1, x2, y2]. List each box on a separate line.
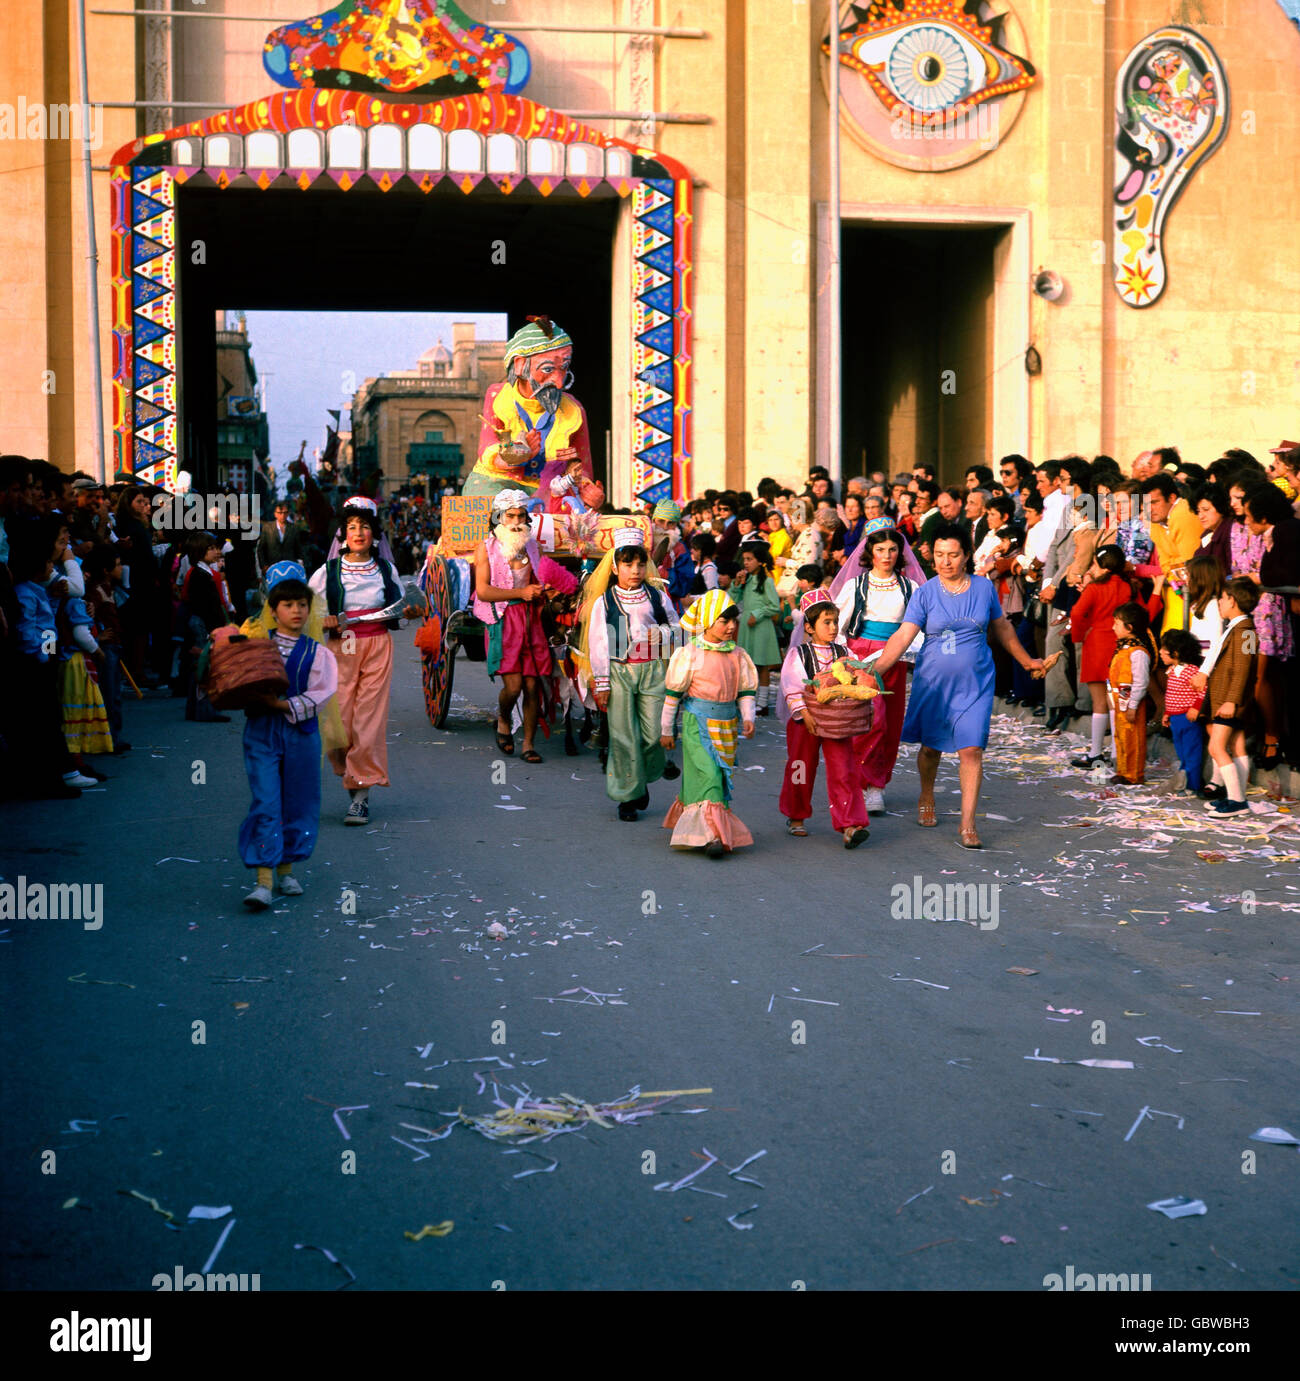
[472, 489, 578, 763]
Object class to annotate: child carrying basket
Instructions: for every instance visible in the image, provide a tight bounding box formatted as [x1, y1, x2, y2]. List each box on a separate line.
[777, 589, 884, 848]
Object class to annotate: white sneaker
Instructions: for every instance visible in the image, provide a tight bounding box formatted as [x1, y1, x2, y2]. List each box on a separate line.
[863, 787, 885, 815]
[278, 874, 303, 896]
[243, 884, 273, 910]
[62, 772, 98, 788]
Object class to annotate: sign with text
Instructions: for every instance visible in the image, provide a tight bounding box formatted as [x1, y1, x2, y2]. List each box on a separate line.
[440, 495, 492, 554]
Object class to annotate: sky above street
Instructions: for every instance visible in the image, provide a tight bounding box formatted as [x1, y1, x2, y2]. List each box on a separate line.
[234, 310, 508, 478]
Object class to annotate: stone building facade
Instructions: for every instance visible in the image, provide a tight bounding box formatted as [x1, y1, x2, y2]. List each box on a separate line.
[6, 1, 1298, 499]
[214, 312, 268, 492]
[349, 322, 505, 491]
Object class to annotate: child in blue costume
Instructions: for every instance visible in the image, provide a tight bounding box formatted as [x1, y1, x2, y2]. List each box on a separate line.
[238, 562, 339, 911]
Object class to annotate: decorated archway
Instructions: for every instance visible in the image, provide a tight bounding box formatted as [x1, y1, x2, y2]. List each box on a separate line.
[110, 64, 693, 507]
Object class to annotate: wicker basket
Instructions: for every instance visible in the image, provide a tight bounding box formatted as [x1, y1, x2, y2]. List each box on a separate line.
[204, 628, 289, 710]
[801, 694, 873, 739]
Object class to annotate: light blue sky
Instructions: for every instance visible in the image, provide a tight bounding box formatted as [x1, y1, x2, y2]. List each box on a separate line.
[235, 310, 507, 477]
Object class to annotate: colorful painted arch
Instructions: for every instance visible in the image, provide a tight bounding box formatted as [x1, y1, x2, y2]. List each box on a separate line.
[109, 92, 694, 507]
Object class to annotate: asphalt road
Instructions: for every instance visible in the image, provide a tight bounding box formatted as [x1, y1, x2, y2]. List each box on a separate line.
[3, 638, 1297, 1292]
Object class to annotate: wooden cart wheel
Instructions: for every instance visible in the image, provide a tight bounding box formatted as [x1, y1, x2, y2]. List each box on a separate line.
[419, 553, 455, 728]
[426, 631, 457, 729]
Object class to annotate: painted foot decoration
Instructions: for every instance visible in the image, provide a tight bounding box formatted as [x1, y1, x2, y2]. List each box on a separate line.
[1113, 26, 1227, 307]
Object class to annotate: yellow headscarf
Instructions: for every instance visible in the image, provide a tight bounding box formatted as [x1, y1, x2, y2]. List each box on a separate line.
[680, 588, 733, 638]
[240, 595, 348, 753]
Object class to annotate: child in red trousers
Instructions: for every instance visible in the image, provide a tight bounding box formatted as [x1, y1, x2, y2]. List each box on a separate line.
[777, 588, 871, 848]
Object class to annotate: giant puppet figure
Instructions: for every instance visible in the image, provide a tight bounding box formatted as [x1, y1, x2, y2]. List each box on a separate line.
[463, 316, 594, 500]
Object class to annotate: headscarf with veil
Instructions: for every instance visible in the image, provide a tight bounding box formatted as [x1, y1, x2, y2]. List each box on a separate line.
[780, 518, 925, 721]
[327, 495, 397, 566]
[828, 516, 927, 599]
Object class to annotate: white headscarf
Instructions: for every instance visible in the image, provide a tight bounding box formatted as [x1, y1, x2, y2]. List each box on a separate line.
[492, 488, 532, 519]
[327, 496, 396, 565]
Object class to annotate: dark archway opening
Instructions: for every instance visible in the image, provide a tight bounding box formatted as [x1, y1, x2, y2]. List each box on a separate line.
[841, 222, 1004, 486]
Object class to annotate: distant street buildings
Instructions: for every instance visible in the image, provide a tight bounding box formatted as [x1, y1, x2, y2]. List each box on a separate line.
[214, 311, 269, 495]
[349, 322, 505, 495]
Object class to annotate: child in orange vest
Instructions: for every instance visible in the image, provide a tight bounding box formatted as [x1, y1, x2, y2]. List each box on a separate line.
[1107, 602, 1156, 785]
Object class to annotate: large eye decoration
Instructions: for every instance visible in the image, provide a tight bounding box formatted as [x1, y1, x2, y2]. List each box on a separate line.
[823, 1, 1036, 171]
[1112, 27, 1227, 308]
[884, 26, 975, 111]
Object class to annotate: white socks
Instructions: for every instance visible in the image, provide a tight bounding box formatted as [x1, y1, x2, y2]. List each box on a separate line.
[1090, 713, 1107, 758]
[1211, 757, 1251, 803]
[1233, 755, 1251, 800]
[1219, 761, 1244, 803]
[756, 685, 771, 711]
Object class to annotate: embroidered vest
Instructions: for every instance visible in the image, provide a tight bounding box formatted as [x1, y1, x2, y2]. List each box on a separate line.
[325, 557, 402, 627]
[285, 635, 317, 694]
[603, 584, 671, 663]
[285, 636, 318, 735]
[845, 573, 914, 640]
[797, 640, 850, 681]
[472, 537, 544, 626]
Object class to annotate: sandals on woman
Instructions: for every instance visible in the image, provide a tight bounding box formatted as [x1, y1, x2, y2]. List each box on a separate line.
[495, 724, 514, 755]
[958, 828, 983, 849]
[786, 819, 808, 837]
[520, 749, 543, 764]
[917, 800, 937, 827]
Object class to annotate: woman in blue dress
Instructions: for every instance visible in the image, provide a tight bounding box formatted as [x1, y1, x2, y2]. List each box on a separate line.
[871, 525, 1044, 848]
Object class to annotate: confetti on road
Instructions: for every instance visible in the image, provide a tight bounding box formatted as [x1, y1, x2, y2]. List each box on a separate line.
[404, 1221, 454, 1240]
[726, 1204, 758, 1229]
[293, 1242, 356, 1289]
[200, 1218, 236, 1273]
[117, 1189, 176, 1224]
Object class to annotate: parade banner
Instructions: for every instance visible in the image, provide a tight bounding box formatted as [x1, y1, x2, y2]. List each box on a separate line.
[440, 498, 650, 559]
[582, 513, 652, 557]
[535, 511, 652, 557]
